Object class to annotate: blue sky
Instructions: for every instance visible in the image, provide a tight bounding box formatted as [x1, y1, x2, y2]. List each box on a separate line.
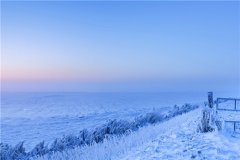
[1, 1, 240, 93]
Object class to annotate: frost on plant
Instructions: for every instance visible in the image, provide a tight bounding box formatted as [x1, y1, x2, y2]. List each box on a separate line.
[198, 105, 215, 133]
[0, 104, 198, 160]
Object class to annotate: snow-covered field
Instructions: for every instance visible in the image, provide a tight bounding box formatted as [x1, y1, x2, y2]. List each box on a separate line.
[34, 108, 240, 160]
[1, 92, 239, 160]
[35, 108, 202, 160]
[1, 92, 207, 150]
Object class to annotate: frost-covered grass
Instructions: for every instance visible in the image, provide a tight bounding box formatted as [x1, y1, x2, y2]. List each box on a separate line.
[35, 106, 200, 160]
[119, 110, 240, 160]
[2, 92, 206, 150]
[1, 104, 198, 160]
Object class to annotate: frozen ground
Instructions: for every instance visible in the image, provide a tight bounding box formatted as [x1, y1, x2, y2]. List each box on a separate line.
[118, 109, 240, 160]
[1, 92, 239, 160]
[1, 92, 207, 150]
[35, 108, 240, 160]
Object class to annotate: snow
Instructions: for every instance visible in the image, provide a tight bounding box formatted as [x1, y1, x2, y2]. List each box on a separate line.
[217, 110, 240, 121]
[1, 92, 239, 160]
[118, 109, 240, 160]
[1, 103, 199, 159]
[32, 107, 240, 160]
[1, 92, 206, 150]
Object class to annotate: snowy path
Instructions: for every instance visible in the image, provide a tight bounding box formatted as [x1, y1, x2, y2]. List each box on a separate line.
[118, 109, 240, 160]
[35, 108, 240, 160]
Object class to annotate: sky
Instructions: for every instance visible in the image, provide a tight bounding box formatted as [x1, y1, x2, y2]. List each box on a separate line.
[1, 1, 240, 93]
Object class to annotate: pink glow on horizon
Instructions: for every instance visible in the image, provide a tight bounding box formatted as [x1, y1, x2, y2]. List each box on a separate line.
[1, 69, 103, 82]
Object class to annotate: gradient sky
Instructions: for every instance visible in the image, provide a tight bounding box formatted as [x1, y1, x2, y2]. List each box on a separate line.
[1, 1, 240, 92]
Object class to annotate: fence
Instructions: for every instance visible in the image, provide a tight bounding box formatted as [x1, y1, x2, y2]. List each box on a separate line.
[216, 98, 240, 133]
[216, 98, 240, 111]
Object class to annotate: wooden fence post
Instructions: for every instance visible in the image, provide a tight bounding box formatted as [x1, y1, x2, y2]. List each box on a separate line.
[208, 92, 213, 108]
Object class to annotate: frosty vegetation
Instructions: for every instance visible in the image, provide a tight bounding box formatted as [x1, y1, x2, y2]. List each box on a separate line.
[0, 104, 198, 160]
[197, 106, 215, 133]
